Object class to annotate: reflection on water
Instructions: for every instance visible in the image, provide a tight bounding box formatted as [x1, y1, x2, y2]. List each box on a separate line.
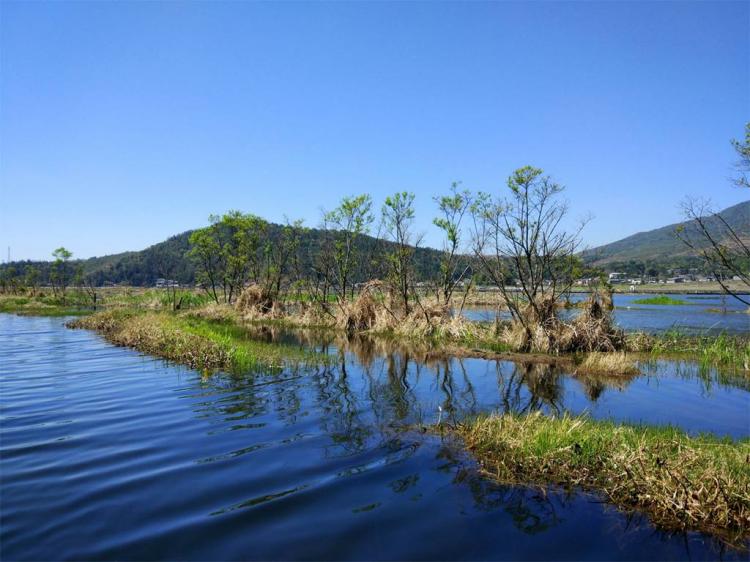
[1, 314, 748, 560]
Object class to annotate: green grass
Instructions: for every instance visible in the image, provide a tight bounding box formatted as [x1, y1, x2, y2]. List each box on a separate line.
[632, 296, 689, 306]
[0, 295, 93, 316]
[68, 309, 329, 373]
[630, 329, 750, 372]
[449, 412, 750, 545]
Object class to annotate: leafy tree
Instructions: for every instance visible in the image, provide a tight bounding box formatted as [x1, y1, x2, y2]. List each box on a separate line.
[381, 192, 420, 314]
[187, 227, 223, 303]
[433, 182, 472, 305]
[51, 247, 73, 302]
[25, 266, 39, 296]
[1, 266, 17, 294]
[217, 211, 266, 303]
[471, 166, 587, 346]
[323, 194, 374, 303]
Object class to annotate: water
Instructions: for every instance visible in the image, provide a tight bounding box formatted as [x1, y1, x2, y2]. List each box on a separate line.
[462, 293, 750, 334]
[1, 314, 748, 560]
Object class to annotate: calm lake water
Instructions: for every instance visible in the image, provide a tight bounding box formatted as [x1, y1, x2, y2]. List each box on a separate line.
[462, 293, 750, 334]
[1, 314, 748, 560]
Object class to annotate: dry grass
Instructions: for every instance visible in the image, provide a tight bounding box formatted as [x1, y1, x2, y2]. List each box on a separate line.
[577, 351, 639, 376]
[451, 412, 750, 546]
[338, 282, 382, 332]
[500, 290, 625, 354]
[187, 302, 237, 322]
[235, 284, 285, 319]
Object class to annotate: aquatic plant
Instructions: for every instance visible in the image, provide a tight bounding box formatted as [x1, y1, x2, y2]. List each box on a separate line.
[450, 412, 750, 546]
[632, 296, 689, 306]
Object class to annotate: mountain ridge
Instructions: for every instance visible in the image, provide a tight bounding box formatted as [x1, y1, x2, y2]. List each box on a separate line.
[3, 200, 748, 285]
[582, 200, 750, 265]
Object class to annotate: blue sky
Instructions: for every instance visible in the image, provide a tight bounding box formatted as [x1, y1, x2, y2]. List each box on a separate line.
[1, 1, 748, 261]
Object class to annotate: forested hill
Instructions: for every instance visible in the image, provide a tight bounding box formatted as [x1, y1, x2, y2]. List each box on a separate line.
[5, 200, 748, 286]
[3, 226, 445, 287]
[582, 200, 750, 266]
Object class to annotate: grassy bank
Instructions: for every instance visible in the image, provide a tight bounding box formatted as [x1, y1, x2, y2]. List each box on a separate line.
[68, 309, 328, 373]
[2, 292, 747, 373]
[0, 295, 93, 316]
[448, 412, 750, 545]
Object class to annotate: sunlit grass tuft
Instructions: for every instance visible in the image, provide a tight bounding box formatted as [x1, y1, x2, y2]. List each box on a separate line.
[68, 309, 329, 373]
[450, 412, 750, 545]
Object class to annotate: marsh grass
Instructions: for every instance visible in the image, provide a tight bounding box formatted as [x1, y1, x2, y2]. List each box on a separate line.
[68, 309, 328, 373]
[632, 296, 689, 306]
[0, 295, 92, 316]
[451, 412, 750, 546]
[630, 330, 750, 372]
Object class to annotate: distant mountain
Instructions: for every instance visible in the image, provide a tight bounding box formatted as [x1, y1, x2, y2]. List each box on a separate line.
[4, 200, 748, 286]
[582, 200, 750, 267]
[3, 225, 445, 287]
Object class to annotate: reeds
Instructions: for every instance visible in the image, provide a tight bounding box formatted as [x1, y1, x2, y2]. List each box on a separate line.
[577, 351, 639, 376]
[500, 289, 626, 354]
[628, 330, 750, 372]
[452, 412, 750, 546]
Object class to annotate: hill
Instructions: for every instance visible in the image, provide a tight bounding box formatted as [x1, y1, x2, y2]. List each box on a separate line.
[2, 225, 444, 287]
[4, 200, 748, 286]
[582, 200, 750, 267]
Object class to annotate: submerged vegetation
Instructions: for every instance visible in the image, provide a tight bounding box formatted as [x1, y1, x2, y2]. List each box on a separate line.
[448, 412, 750, 545]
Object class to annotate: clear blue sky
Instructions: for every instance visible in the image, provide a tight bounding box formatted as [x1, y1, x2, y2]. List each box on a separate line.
[1, 1, 748, 261]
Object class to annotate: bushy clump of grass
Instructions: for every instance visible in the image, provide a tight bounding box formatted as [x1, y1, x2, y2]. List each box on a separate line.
[451, 412, 750, 545]
[632, 296, 689, 306]
[576, 351, 639, 376]
[68, 309, 328, 373]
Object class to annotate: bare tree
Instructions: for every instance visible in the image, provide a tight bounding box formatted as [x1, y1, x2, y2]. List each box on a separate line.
[731, 122, 750, 188]
[677, 199, 749, 306]
[471, 166, 587, 345]
[676, 124, 750, 306]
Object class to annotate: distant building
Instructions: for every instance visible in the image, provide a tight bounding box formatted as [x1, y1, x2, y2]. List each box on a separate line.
[156, 278, 179, 288]
[608, 272, 627, 283]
